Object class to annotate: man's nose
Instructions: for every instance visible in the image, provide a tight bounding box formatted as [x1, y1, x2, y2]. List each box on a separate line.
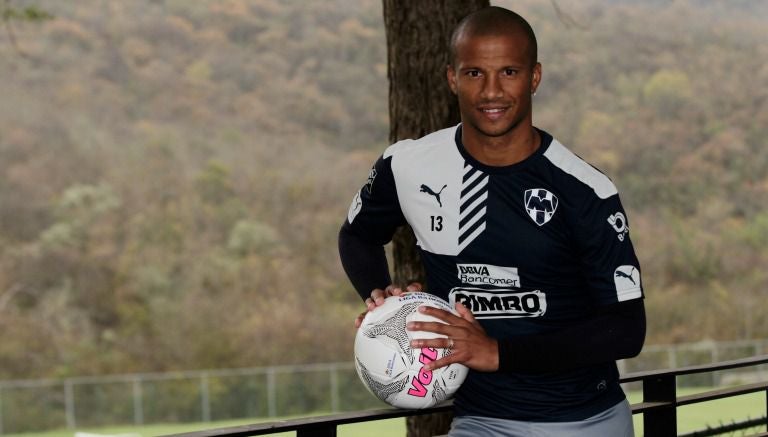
[481, 75, 503, 100]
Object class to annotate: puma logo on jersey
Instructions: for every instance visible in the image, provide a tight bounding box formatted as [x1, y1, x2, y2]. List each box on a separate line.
[615, 266, 637, 285]
[420, 184, 447, 207]
[524, 188, 558, 226]
[614, 265, 641, 300]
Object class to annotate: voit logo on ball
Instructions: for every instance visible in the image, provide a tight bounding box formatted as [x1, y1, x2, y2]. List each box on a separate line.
[407, 347, 438, 397]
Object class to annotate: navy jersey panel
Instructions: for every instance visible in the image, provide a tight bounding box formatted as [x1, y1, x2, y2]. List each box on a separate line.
[344, 124, 643, 421]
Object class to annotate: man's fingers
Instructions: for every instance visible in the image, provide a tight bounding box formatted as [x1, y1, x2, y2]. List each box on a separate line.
[371, 288, 389, 305]
[406, 282, 423, 292]
[417, 305, 464, 325]
[365, 297, 376, 311]
[372, 283, 418, 302]
[454, 302, 477, 323]
[422, 355, 457, 372]
[410, 335, 453, 349]
[354, 312, 365, 328]
[408, 320, 454, 337]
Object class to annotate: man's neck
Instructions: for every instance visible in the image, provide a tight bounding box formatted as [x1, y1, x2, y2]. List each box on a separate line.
[462, 126, 541, 167]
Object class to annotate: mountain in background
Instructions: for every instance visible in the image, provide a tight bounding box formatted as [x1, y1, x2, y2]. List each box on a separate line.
[0, 0, 766, 379]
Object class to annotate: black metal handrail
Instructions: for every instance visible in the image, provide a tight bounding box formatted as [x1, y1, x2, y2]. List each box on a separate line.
[626, 354, 768, 436]
[164, 354, 768, 437]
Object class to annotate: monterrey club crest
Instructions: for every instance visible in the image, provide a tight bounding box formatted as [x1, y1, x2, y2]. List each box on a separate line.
[524, 188, 558, 226]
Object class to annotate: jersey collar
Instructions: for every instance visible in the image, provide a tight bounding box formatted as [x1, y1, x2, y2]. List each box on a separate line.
[454, 125, 553, 174]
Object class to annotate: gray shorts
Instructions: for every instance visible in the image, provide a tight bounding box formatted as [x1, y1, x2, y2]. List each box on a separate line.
[448, 399, 634, 437]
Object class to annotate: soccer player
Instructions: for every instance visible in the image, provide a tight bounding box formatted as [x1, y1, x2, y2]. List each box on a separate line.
[339, 6, 645, 436]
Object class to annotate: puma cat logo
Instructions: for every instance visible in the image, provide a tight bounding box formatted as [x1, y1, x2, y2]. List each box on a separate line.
[615, 267, 637, 285]
[420, 184, 447, 207]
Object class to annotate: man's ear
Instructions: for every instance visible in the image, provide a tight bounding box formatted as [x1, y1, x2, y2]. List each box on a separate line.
[447, 65, 458, 95]
[531, 62, 542, 95]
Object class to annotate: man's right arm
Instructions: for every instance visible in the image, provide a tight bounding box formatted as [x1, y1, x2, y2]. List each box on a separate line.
[338, 224, 392, 301]
[338, 154, 406, 301]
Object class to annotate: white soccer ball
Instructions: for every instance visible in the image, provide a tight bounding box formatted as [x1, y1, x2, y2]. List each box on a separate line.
[354, 292, 469, 409]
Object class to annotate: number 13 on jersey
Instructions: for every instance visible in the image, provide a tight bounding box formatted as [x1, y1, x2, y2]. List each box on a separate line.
[430, 215, 443, 232]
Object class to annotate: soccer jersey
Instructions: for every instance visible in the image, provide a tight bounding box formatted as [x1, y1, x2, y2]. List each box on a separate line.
[344, 124, 643, 421]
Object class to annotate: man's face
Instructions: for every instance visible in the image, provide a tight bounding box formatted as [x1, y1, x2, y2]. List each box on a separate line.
[447, 32, 541, 140]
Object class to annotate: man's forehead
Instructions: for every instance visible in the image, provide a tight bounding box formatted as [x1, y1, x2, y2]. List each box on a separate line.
[456, 25, 531, 47]
[453, 33, 532, 63]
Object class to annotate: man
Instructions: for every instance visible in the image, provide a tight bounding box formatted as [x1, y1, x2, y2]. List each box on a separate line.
[339, 6, 644, 436]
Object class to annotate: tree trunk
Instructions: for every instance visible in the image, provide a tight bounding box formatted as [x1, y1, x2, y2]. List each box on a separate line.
[382, 1, 489, 436]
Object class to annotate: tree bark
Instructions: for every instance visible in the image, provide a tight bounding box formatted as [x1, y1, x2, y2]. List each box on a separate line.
[382, 1, 489, 436]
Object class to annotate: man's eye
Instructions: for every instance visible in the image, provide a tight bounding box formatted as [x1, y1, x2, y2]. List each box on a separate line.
[467, 70, 481, 77]
[504, 69, 518, 76]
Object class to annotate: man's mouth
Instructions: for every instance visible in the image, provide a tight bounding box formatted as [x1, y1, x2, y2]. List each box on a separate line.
[479, 107, 508, 120]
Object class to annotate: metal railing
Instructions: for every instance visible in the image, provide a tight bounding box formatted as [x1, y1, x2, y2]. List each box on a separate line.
[164, 355, 768, 437]
[1, 339, 767, 434]
[0, 362, 361, 434]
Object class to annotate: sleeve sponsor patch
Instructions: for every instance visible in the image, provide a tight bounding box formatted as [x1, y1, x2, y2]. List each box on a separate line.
[347, 190, 362, 224]
[614, 265, 642, 301]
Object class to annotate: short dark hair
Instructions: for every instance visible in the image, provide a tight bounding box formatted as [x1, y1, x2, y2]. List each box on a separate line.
[449, 6, 538, 68]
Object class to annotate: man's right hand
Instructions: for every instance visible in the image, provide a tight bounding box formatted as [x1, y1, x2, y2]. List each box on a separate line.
[354, 282, 423, 328]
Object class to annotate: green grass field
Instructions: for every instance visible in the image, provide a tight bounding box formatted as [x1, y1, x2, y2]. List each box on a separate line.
[6, 389, 765, 437]
[1, 417, 406, 437]
[628, 388, 767, 435]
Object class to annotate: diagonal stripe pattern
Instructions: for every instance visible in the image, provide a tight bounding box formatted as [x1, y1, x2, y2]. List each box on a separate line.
[458, 162, 488, 252]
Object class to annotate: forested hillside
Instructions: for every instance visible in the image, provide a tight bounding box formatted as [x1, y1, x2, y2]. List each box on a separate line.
[1, 0, 766, 380]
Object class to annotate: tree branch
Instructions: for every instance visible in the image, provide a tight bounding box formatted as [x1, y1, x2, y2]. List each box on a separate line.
[550, 0, 588, 30]
[1, 0, 53, 57]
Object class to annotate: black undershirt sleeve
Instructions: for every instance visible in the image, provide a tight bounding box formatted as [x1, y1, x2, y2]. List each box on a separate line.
[497, 298, 646, 373]
[338, 223, 392, 301]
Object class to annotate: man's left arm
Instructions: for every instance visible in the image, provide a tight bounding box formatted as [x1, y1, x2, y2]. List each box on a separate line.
[496, 298, 645, 372]
[499, 184, 648, 372]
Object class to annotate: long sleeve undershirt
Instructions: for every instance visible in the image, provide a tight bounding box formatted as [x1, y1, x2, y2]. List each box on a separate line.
[338, 223, 392, 300]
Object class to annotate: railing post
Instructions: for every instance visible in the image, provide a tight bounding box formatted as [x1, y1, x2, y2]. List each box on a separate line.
[200, 373, 211, 422]
[668, 346, 677, 369]
[132, 377, 144, 425]
[330, 365, 339, 413]
[266, 368, 277, 418]
[64, 379, 76, 429]
[0, 387, 4, 436]
[643, 374, 677, 437]
[297, 424, 337, 437]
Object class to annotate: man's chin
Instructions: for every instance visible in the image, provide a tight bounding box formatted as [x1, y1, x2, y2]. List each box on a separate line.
[469, 121, 520, 139]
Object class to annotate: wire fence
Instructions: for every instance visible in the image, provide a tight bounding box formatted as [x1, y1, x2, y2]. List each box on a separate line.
[1, 339, 768, 434]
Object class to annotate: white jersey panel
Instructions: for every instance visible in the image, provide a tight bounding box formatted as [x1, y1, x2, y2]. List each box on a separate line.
[543, 140, 618, 199]
[388, 127, 466, 256]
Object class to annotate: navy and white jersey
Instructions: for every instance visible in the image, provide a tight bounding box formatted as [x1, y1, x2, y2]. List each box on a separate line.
[345, 124, 643, 421]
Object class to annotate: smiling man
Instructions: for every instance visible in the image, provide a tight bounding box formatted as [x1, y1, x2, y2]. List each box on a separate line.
[339, 6, 645, 436]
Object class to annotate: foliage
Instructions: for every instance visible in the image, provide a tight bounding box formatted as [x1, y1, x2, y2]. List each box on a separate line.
[2, 3, 52, 22]
[0, 0, 767, 384]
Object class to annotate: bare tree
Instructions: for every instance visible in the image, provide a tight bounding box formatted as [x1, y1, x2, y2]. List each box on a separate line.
[382, 1, 488, 435]
[1, 0, 52, 57]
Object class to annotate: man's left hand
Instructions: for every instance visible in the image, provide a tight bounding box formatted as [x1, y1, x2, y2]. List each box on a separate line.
[407, 302, 499, 372]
